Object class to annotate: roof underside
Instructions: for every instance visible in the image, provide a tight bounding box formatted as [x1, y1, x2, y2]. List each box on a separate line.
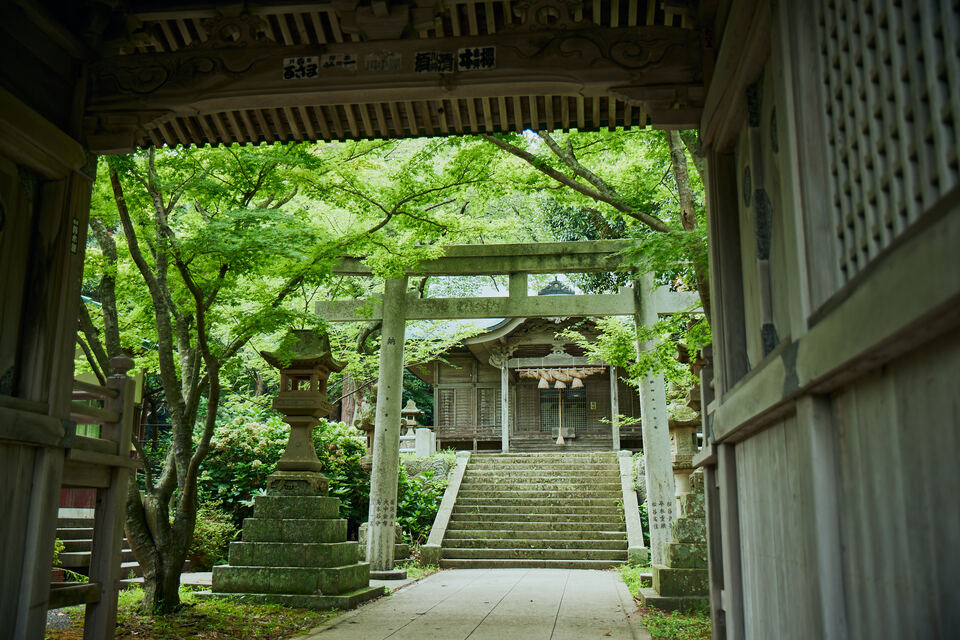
[38, 0, 708, 152]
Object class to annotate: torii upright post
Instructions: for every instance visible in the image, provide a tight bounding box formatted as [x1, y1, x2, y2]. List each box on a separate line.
[634, 272, 676, 566]
[366, 277, 408, 578]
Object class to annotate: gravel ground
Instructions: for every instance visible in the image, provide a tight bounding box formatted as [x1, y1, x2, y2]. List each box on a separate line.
[46, 607, 77, 630]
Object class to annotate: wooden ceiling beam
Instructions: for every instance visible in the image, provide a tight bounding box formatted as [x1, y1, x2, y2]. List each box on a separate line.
[85, 25, 702, 151]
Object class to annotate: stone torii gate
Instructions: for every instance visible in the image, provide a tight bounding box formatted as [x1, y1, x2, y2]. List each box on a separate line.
[315, 239, 700, 575]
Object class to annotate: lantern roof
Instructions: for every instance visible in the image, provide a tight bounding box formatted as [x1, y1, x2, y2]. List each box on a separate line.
[260, 329, 345, 373]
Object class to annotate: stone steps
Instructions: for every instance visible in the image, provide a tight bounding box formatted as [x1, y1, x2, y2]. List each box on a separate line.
[441, 547, 626, 561]
[464, 470, 620, 479]
[457, 489, 621, 500]
[439, 453, 628, 570]
[452, 504, 620, 515]
[447, 518, 625, 530]
[457, 491, 622, 507]
[444, 528, 626, 540]
[445, 537, 627, 550]
[440, 558, 621, 570]
[458, 481, 622, 490]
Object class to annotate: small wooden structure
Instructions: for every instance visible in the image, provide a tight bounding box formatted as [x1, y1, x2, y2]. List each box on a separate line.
[413, 316, 646, 451]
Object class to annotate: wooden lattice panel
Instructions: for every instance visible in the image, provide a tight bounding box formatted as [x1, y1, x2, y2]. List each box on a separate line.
[819, 0, 960, 282]
[477, 387, 501, 426]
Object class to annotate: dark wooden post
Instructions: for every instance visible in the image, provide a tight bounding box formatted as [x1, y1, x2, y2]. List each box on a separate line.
[84, 356, 136, 640]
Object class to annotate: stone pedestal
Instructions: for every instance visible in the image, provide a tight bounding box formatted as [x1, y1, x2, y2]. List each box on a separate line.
[209, 472, 383, 608]
[357, 522, 409, 563]
[640, 469, 709, 612]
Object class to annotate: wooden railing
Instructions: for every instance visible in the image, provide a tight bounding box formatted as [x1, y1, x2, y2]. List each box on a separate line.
[49, 356, 138, 640]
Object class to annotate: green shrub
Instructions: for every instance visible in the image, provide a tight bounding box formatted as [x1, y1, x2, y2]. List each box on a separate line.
[187, 503, 236, 569]
[397, 467, 447, 544]
[52, 538, 65, 567]
[197, 415, 446, 543]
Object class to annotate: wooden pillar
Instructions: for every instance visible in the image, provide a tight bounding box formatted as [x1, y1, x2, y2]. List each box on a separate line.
[366, 277, 408, 577]
[84, 357, 136, 640]
[633, 272, 675, 566]
[6, 165, 94, 639]
[500, 364, 509, 453]
[609, 366, 620, 451]
[717, 443, 745, 640]
[703, 463, 726, 639]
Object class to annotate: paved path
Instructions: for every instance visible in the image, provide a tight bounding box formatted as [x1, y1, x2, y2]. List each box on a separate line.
[299, 569, 651, 640]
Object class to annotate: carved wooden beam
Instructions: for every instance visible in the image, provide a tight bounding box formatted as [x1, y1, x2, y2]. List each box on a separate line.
[85, 25, 703, 151]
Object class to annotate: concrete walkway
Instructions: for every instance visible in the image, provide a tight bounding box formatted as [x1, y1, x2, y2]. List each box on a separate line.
[298, 569, 651, 640]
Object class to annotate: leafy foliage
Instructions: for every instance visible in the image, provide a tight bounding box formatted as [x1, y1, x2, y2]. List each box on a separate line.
[186, 503, 236, 570]
[197, 414, 447, 543]
[396, 468, 447, 544]
[559, 314, 711, 393]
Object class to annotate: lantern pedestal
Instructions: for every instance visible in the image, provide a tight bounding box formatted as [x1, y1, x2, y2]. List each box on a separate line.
[266, 470, 329, 496]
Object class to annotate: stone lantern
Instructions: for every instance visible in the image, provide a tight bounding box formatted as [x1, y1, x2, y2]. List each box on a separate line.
[259, 329, 345, 494]
[210, 328, 383, 609]
[400, 399, 423, 429]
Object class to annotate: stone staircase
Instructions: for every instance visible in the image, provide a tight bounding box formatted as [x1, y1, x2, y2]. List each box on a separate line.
[440, 452, 627, 569]
[56, 516, 141, 579]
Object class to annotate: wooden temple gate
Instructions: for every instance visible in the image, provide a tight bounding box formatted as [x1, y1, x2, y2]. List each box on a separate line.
[0, 1, 957, 638]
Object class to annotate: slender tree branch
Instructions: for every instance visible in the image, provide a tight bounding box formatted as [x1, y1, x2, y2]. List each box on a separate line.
[78, 301, 110, 377]
[480, 133, 671, 232]
[76, 334, 106, 385]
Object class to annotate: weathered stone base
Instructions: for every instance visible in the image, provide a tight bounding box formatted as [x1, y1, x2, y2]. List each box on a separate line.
[652, 565, 709, 597]
[664, 542, 707, 568]
[213, 561, 371, 595]
[194, 584, 384, 609]
[628, 546, 651, 565]
[639, 587, 709, 613]
[212, 487, 378, 611]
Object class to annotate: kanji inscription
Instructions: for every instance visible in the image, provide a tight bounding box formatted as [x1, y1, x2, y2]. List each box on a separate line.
[457, 46, 496, 71]
[414, 51, 454, 73]
[282, 56, 318, 80]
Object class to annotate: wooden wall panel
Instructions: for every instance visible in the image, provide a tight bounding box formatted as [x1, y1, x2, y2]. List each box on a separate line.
[585, 378, 611, 432]
[476, 363, 499, 383]
[735, 415, 822, 639]
[0, 443, 35, 627]
[438, 357, 473, 383]
[832, 331, 960, 638]
[516, 380, 540, 432]
[0, 156, 34, 395]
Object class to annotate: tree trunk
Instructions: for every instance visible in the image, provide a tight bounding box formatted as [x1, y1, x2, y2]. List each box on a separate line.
[667, 130, 712, 322]
[124, 481, 183, 613]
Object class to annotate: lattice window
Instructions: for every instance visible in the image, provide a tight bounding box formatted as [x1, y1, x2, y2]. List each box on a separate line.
[564, 388, 587, 432]
[538, 389, 587, 432]
[477, 388, 501, 426]
[540, 390, 560, 432]
[437, 389, 455, 426]
[819, 0, 959, 282]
